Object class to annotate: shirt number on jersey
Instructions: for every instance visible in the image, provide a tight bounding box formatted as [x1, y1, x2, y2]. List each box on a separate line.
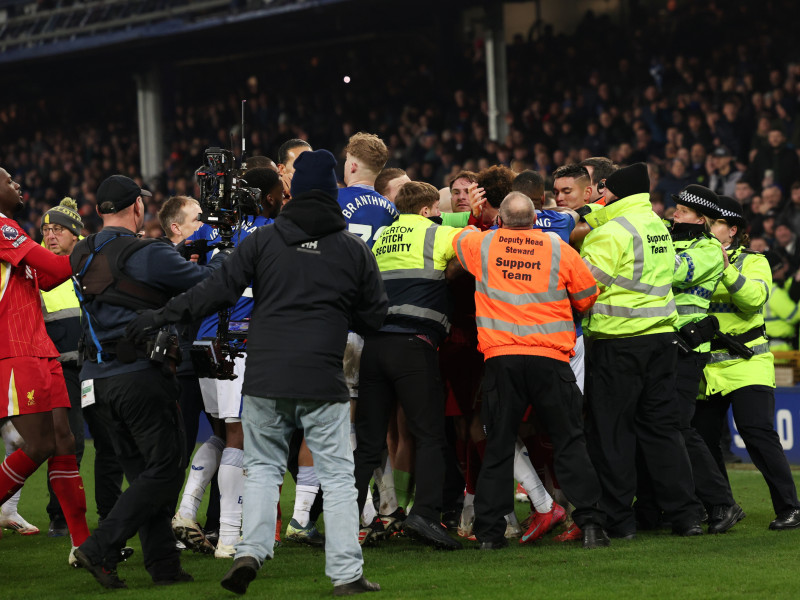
[348, 223, 386, 243]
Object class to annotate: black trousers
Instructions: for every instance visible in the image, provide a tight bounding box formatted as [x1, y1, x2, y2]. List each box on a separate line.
[693, 385, 800, 515]
[635, 352, 735, 521]
[47, 364, 124, 522]
[475, 355, 603, 542]
[354, 333, 447, 522]
[585, 333, 700, 535]
[79, 367, 186, 579]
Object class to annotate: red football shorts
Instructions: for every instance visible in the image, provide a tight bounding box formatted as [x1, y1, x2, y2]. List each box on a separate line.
[0, 357, 70, 418]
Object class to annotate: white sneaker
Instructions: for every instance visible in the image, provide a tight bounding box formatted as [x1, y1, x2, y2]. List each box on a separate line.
[172, 511, 214, 554]
[214, 543, 236, 559]
[0, 511, 40, 535]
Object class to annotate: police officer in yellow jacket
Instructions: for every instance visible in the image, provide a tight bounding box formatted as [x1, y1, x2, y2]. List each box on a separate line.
[580, 163, 702, 538]
[762, 251, 800, 351]
[693, 196, 800, 530]
[353, 181, 463, 550]
[636, 185, 744, 534]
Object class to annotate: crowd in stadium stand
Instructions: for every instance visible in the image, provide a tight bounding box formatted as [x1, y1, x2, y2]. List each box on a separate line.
[2, 0, 800, 258]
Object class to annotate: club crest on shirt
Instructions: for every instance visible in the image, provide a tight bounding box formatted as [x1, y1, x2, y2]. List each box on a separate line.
[2, 224, 20, 240]
[27, 390, 35, 406]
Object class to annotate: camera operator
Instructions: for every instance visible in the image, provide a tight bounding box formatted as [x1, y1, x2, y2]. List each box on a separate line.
[172, 168, 284, 559]
[127, 149, 388, 596]
[71, 175, 230, 589]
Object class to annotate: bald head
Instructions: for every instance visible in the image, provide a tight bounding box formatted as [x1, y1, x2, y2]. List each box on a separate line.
[499, 192, 536, 229]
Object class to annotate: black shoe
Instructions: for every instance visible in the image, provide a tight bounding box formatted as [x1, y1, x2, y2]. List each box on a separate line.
[204, 528, 220, 547]
[769, 508, 800, 530]
[441, 510, 460, 531]
[582, 524, 610, 549]
[73, 548, 127, 589]
[723, 451, 742, 464]
[673, 522, 703, 537]
[708, 504, 745, 534]
[221, 556, 260, 595]
[120, 546, 135, 561]
[154, 568, 194, 586]
[478, 538, 509, 550]
[48, 518, 69, 538]
[402, 513, 462, 550]
[333, 575, 381, 596]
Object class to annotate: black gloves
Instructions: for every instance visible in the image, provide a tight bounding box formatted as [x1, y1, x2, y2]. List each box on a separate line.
[125, 309, 167, 344]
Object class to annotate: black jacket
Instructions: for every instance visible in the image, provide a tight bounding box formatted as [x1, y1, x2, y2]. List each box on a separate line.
[159, 191, 388, 401]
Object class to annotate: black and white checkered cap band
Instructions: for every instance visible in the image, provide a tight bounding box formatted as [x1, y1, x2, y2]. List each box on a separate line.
[718, 207, 741, 219]
[678, 191, 718, 213]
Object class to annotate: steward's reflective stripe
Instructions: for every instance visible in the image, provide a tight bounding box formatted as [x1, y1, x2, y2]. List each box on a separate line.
[708, 342, 771, 363]
[423, 225, 437, 271]
[616, 217, 644, 281]
[454, 228, 472, 270]
[590, 299, 676, 319]
[42, 307, 81, 322]
[480, 230, 496, 284]
[571, 284, 598, 301]
[382, 269, 445, 281]
[674, 254, 682, 270]
[728, 273, 747, 293]
[585, 260, 615, 287]
[677, 305, 706, 315]
[476, 316, 574, 337]
[547, 232, 561, 291]
[752, 279, 770, 297]
[613, 277, 672, 296]
[387, 304, 449, 328]
[476, 279, 567, 305]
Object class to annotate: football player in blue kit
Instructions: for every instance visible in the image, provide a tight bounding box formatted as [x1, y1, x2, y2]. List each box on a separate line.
[339, 132, 399, 249]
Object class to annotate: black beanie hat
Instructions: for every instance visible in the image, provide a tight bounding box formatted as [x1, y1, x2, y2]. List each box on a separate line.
[605, 162, 650, 201]
[290, 149, 339, 200]
[43, 197, 83, 236]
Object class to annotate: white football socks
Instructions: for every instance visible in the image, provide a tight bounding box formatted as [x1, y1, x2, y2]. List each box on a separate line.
[513, 438, 552, 513]
[178, 435, 224, 521]
[292, 466, 320, 528]
[218, 447, 245, 547]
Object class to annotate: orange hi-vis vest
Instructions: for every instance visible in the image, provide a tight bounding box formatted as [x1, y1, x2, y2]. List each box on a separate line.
[453, 226, 599, 362]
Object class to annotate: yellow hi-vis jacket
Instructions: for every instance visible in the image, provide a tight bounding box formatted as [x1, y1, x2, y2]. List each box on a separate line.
[580, 193, 677, 338]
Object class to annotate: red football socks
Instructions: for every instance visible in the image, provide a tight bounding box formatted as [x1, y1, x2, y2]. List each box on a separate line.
[0, 449, 37, 507]
[48, 455, 90, 546]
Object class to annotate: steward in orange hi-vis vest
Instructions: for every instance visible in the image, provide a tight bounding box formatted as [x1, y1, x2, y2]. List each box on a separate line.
[453, 226, 599, 362]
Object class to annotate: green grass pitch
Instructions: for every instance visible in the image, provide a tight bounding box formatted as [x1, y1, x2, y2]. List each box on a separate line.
[3, 442, 800, 599]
